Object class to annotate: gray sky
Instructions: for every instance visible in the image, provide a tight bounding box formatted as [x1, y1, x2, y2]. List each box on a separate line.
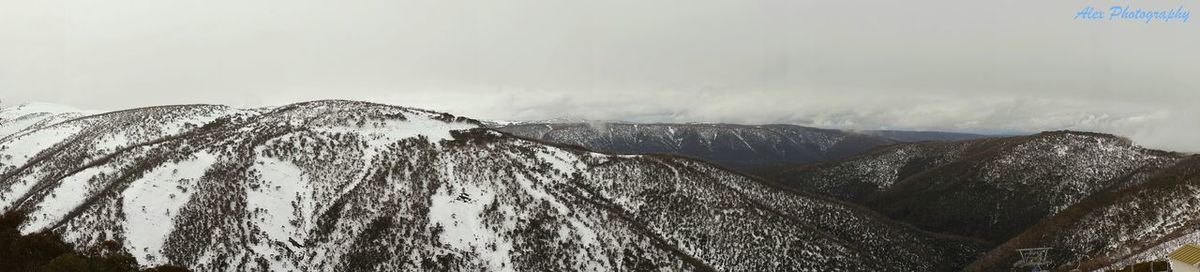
[2, 0, 1198, 151]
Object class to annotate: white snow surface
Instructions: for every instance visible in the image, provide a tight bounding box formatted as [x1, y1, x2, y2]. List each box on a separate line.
[245, 155, 310, 272]
[427, 168, 515, 272]
[121, 152, 219, 266]
[0, 103, 94, 139]
[309, 115, 476, 144]
[22, 165, 115, 232]
[249, 156, 310, 240]
[0, 123, 87, 169]
[0, 102, 83, 120]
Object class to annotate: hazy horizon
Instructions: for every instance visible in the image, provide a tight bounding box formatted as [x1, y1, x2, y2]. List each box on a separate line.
[3, 0, 1197, 152]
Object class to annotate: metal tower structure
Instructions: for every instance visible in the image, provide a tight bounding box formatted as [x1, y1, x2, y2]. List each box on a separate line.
[1015, 247, 1052, 272]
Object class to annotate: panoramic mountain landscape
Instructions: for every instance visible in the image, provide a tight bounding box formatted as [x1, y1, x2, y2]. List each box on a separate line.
[4, 100, 1199, 271]
[6, 0, 1197, 270]
[495, 122, 991, 169]
[0, 101, 989, 271]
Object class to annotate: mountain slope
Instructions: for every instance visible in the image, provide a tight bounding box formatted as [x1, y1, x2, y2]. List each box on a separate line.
[0, 102, 92, 141]
[968, 155, 1200, 271]
[495, 123, 899, 169]
[759, 131, 1184, 242]
[0, 101, 985, 271]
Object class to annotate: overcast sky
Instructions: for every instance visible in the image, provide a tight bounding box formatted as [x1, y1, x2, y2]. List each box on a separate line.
[2, 0, 1197, 151]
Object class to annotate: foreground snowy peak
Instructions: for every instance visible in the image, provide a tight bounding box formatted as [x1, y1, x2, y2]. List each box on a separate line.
[0, 100, 983, 271]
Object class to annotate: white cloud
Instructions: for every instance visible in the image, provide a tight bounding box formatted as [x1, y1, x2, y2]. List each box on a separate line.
[1, 0, 1196, 152]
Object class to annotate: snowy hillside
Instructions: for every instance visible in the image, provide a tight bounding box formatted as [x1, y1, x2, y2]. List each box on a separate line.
[0, 102, 92, 142]
[762, 131, 1184, 244]
[0, 100, 984, 271]
[969, 155, 1200, 271]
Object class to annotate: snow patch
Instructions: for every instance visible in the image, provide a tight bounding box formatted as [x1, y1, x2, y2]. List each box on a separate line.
[535, 147, 583, 176]
[22, 165, 114, 232]
[427, 170, 514, 272]
[122, 152, 219, 266]
[247, 156, 311, 246]
[0, 124, 86, 169]
[309, 116, 476, 145]
[94, 133, 132, 153]
[0, 102, 82, 120]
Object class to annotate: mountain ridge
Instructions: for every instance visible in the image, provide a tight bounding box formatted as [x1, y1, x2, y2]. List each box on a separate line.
[0, 100, 984, 271]
[496, 122, 900, 169]
[968, 154, 1200, 271]
[500, 128, 992, 247]
[758, 130, 1184, 242]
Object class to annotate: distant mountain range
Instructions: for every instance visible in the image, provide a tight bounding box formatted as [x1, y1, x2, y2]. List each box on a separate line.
[495, 122, 995, 169]
[859, 130, 1005, 142]
[0, 101, 984, 271]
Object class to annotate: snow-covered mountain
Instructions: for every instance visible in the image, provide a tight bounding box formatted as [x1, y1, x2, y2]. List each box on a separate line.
[0, 102, 95, 141]
[761, 131, 1184, 243]
[0, 100, 985, 271]
[969, 155, 1200, 271]
[494, 123, 994, 170]
[858, 130, 998, 143]
[495, 123, 901, 169]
